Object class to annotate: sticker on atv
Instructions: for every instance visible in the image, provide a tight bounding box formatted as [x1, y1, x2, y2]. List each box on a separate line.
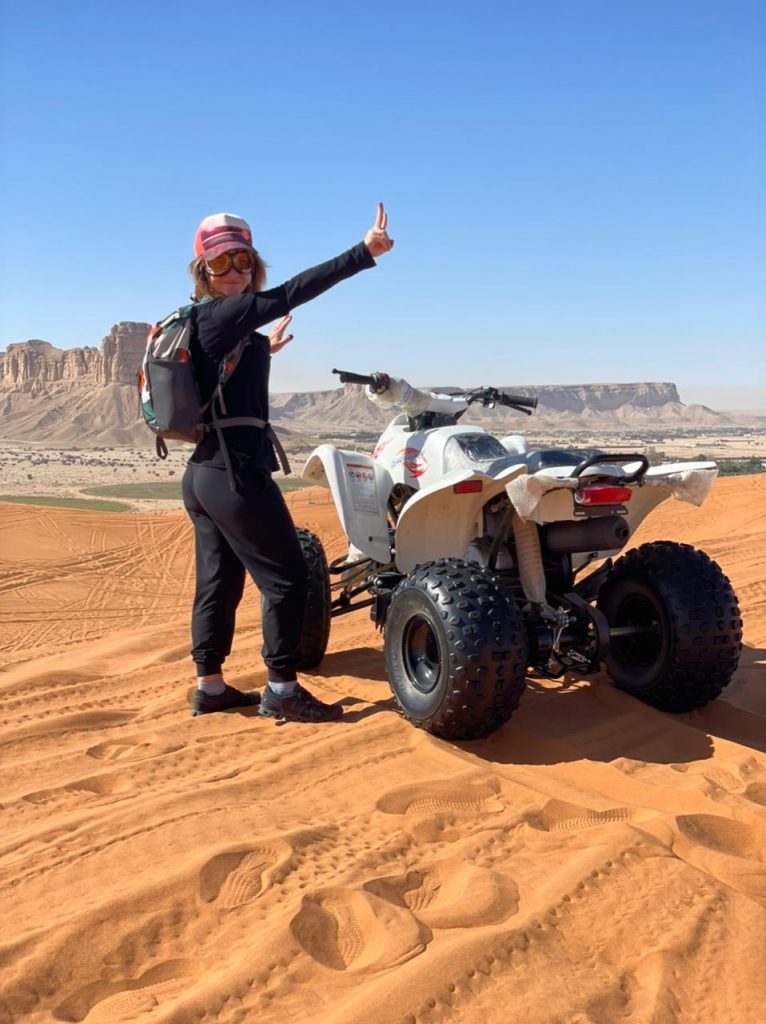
[392, 447, 429, 477]
[372, 438, 391, 461]
[346, 462, 378, 513]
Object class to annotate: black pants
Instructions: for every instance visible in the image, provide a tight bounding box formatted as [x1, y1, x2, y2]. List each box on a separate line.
[182, 462, 308, 682]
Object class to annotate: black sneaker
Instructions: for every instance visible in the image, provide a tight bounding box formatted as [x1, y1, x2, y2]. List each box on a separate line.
[192, 684, 261, 717]
[259, 683, 343, 723]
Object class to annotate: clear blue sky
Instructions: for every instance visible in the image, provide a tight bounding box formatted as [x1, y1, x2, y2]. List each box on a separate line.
[1, 0, 764, 408]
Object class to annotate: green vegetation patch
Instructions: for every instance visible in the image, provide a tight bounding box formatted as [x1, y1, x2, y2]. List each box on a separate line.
[693, 457, 766, 476]
[84, 476, 314, 501]
[0, 495, 132, 512]
[84, 482, 182, 499]
[640, 451, 765, 477]
[276, 477, 314, 492]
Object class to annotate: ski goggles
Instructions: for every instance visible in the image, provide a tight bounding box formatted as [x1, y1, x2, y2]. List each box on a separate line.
[204, 250, 255, 276]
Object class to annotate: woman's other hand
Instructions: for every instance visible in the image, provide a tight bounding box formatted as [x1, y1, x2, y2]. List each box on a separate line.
[364, 202, 394, 257]
[269, 314, 294, 354]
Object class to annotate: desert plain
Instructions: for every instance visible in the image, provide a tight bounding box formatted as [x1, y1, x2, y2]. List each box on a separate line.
[0, 468, 764, 1024]
[1, 423, 765, 513]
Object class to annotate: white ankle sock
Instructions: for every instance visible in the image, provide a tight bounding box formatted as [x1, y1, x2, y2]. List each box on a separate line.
[268, 680, 297, 697]
[198, 676, 226, 695]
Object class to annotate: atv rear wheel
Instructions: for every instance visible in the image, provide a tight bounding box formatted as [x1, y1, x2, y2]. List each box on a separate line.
[296, 528, 331, 670]
[385, 559, 528, 740]
[597, 541, 742, 712]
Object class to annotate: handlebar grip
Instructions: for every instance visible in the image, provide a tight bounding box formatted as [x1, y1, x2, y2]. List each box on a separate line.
[332, 368, 377, 386]
[503, 393, 538, 409]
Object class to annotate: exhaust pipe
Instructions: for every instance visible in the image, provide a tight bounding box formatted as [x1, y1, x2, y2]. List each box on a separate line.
[543, 515, 630, 554]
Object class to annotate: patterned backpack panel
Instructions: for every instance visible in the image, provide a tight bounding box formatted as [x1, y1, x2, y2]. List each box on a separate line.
[138, 304, 203, 444]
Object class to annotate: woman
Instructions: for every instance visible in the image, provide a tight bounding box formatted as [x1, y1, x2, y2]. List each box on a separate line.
[183, 204, 394, 722]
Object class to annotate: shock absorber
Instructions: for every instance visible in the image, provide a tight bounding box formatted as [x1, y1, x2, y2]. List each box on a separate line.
[512, 515, 547, 604]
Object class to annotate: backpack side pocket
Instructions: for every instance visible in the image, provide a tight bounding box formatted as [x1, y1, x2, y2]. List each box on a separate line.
[145, 358, 203, 441]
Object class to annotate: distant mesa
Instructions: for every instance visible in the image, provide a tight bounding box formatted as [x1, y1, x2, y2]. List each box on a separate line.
[0, 323, 150, 445]
[1, 323, 146, 388]
[0, 322, 757, 446]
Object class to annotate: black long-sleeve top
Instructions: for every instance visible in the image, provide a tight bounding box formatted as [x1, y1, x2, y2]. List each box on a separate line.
[189, 241, 375, 477]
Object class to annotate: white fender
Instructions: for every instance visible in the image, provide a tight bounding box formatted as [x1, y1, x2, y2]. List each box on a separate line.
[508, 460, 718, 531]
[395, 463, 527, 573]
[622, 461, 718, 537]
[303, 445, 392, 563]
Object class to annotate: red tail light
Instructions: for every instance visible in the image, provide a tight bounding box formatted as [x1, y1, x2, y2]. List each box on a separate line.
[453, 480, 483, 494]
[576, 485, 632, 505]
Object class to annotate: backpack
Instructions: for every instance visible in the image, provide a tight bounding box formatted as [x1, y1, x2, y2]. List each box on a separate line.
[137, 303, 290, 488]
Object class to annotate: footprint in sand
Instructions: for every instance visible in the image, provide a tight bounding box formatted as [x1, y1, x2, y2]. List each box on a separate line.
[69, 773, 134, 796]
[528, 798, 633, 834]
[291, 888, 429, 972]
[199, 840, 293, 908]
[744, 782, 766, 807]
[672, 813, 766, 902]
[670, 755, 763, 798]
[85, 987, 159, 1022]
[374, 778, 505, 842]
[364, 856, 519, 928]
[54, 960, 192, 1023]
[86, 732, 182, 763]
[22, 772, 132, 806]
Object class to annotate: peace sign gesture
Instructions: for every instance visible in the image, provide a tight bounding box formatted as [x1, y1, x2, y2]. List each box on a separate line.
[364, 202, 394, 257]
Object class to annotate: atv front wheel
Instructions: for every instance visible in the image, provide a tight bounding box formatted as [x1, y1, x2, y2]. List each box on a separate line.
[385, 559, 528, 740]
[597, 541, 742, 712]
[296, 528, 331, 670]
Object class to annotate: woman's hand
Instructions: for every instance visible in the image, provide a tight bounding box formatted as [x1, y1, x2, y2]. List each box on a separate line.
[269, 314, 294, 354]
[364, 202, 394, 257]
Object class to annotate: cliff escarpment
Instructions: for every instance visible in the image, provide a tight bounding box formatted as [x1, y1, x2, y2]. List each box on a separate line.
[0, 324, 150, 444]
[0, 323, 741, 445]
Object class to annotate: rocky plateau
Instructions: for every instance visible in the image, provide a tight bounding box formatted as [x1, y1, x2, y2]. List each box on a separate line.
[1, 323, 761, 446]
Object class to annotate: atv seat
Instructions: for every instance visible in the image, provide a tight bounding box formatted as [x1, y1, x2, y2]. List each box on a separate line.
[522, 448, 604, 474]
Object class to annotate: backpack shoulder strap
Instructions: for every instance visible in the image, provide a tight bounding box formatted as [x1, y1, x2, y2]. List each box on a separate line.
[155, 302, 194, 335]
[200, 333, 252, 417]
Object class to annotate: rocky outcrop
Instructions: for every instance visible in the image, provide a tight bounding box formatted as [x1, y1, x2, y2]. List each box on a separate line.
[526, 381, 681, 413]
[0, 323, 148, 391]
[0, 324, 150, 444]
[0, 322, 753, 445]
[96, 322, 148, 385]
[0, 341, 100, 391]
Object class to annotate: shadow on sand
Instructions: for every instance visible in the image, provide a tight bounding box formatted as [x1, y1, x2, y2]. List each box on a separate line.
[306, 647, 389, 683]
[466, 642, 766, 767]
[248, 643, 764, 757]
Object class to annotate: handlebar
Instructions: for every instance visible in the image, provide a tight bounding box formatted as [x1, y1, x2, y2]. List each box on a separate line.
[332, 368, 391, 393]
[331, 370, 537, 414]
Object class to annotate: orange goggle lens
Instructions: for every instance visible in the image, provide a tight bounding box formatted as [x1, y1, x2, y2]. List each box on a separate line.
[205, 250, 254, 276]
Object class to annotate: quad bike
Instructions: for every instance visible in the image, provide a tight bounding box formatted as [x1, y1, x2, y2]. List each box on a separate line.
[296, 370, 743, 741]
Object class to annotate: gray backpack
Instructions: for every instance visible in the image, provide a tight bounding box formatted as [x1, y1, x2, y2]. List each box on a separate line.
[137, 303, 289, 487]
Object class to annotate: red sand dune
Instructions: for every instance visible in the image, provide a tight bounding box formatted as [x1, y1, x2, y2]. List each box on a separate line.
[0, 475, 764, 1024]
